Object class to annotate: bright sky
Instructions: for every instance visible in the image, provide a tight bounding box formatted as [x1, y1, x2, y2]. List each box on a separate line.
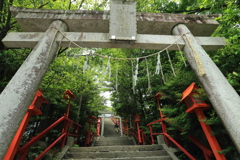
[101, 91, 112, 107]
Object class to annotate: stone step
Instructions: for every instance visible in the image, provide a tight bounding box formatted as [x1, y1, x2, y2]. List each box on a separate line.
[64, 150, 170, 159]
[60, 119, 174, 160]
[69, 145, 164, 152]
[94, 140, 134, 146]
[97, 136, 130, 141]
[96, 139, 131, 142]
[63, 156, 172, 160]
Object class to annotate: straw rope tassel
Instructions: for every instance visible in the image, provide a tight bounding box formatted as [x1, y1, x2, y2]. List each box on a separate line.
[184, 34, 206, 76]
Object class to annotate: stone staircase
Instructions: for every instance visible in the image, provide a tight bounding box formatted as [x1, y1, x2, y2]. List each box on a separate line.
[63, 144, 172, 160]
[60, 118, 175, 160]
[94, 136, 135, 146]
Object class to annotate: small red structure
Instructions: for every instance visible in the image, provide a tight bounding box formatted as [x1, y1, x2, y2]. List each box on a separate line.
[5, 89, 81, 160]
[147, 90, 214, 160]
[122, 119, 129, 135]
[151, 92, 169, 146]
[151, 91, 165, 118]
[96, 118, 101, 136]
[180, 83, 226, 160]
[4, 89, 48, 160]
[84, 116, 96, 146]
[134, 114, 142, 144]
[134, 114, 140, 122]
[63, 89, 76, 118]
[180, 83, 209, 113]
[61, 89, 77, 148]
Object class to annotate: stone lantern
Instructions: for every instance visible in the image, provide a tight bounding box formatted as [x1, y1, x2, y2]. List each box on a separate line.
[29, 89, 48, 115]
[180, 83, 209, 113]
[87, 116, 96, 124]
[62, 89, 76, 117]
[134, 114, 141, 122]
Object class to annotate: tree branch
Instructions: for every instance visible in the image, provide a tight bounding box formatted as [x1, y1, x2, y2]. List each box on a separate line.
[68, 0, 72, 10]
[97, 0, 108, 9]
[78, 0, 85, 9]
[38, 2, 50, 9]
[58, 47, 68, 56]
[162, 3, 230, 14]
[0, 0, 4, 13]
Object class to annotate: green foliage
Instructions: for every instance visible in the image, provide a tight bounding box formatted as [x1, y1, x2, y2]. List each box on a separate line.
[0, 49, 30, 91]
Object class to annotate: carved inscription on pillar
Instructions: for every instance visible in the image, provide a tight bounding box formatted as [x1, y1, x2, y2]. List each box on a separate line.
[110, 0, 137, 43]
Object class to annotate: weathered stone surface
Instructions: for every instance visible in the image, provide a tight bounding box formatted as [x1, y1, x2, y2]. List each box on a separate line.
[173, 24, 240, 153]
[65, 150, 169, 159]
[109, 0, 137, 41]
[0, 20, 68, 159]
[3, 32, 226, 50]
[94, 140, 135, 146]
[69, 145, 163, 152]
[10, 6, 219, 36]
[63, 117, 174, 160]
[62, 157, 172, 160]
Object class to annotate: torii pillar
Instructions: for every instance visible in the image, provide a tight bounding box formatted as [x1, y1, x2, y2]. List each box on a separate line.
[0, 20, 68, 159]
[172, 24, 240, 152]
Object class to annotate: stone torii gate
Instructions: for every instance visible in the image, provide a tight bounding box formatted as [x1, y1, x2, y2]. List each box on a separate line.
[98, 110, 123, 137]
[1, 0, 240, 158]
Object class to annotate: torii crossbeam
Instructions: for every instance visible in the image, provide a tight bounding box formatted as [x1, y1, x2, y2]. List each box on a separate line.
[1, 1, 240, 159]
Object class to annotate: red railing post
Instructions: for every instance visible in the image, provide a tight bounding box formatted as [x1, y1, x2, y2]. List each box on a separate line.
[96, 118, 101, 136]
[63, 89, 76, 118]
[84, 122, 90, 146]
[195, 108, 225, 160]
[8, 89, 82, 160]
[61, 120, 69, 148]
[147, 90, 218, 159]
[121, 120, 125, 134]
[61, 89, 76, 147]
[134, 114, 142, 144]
[18, 149, 29, 160]
[85, 126, 91, 147]
[162, 121, 169, 146]
[141, 129, 145, 145]
[4, 89, 48, 160]
[129, 128, 132, 137]
[35, 133, 67, 160]
[180, 83, 226, 160]
[125, 119, 129, 135]
[84, 116, 96, 146]
[151, 92, 169, 146]
[149, 125, 155, 144]
[75, 126, 80, 144]
[188, 136, 213, 160]
[17, 116, 66, 155]
[162, 133, 196, 160]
